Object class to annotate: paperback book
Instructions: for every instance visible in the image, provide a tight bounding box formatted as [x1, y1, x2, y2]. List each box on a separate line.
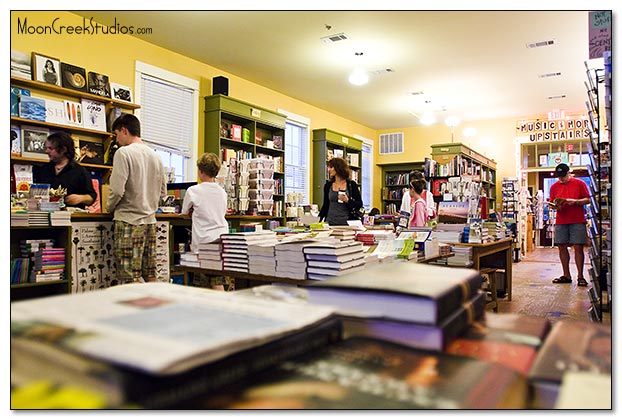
[81, 99, 108, 132]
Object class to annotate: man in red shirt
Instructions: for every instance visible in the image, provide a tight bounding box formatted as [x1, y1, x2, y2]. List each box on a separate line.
[549, 163, 590, 286]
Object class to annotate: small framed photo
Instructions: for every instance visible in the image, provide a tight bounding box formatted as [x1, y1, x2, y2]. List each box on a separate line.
[31, 52, 61, 86]
[21, 125, 50, 160]
[60, 62, 88, 92]
[110, 82, 133, 103]
[87, 71, 111, 98]
[538, 154, 548, 167]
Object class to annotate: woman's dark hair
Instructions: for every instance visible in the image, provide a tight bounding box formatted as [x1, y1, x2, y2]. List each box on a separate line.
[46, 131, 76, 161]
[409, 179, 425, 195]
[410, 170, 425, 181]
[327, 157, 351, 181]
[111, 113, 141, 137]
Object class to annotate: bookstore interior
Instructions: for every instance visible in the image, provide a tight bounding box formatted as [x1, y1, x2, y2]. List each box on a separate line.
[9, 10, 613, 410]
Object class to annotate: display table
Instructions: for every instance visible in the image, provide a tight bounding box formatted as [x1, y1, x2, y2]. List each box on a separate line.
[172, 265, 309, 289]
[449, 238, 513, 301]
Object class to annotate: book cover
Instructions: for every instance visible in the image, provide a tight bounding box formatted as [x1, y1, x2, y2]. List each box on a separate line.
[21, 125, 50, 160]
[341, 290, 486, 352]
[60, 62, 88, 92]
[302, 241, 364, 256]
[110, 82, 133, 103]
[78, 140, 105, 165]
[18, 96, 46, 121]
[13, 164, 34, 193]
[527, 320, 611, 409]
[11, 49, 31, 79]
[44, 99, 66, 125]
[63, 100, 83, 127]
[198, 337, 527, 409]
[11, 125, 21, 155]
[81, 99, 108, 132]
[11, 282, 341, 408]
[10, 86, 31, 117]
[303, 262, 482, 324]
[87, 71, 111, 98]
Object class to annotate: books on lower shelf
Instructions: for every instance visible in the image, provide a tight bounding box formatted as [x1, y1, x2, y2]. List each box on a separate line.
[527, 319, 611, 409]
[10, 282, 341, 408]
[197, 337, 528, 409]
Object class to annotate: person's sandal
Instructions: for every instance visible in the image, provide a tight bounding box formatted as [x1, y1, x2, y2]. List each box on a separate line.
[577, 277, 588, 287]
[552, 276, 572, 284]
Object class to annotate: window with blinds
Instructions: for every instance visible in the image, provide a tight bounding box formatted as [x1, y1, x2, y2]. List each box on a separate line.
[284, 120, 309, 203]
[135, 62, 199, 182]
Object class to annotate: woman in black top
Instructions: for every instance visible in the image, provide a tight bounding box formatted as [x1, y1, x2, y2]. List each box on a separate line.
[318, 157, 363, 226]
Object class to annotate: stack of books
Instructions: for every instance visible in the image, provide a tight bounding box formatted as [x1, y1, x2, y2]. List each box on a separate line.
[248, 240, 278, 276]
[432, 223, 466, 243]
[10, 211, 29, 227]
[274, 238, 317, 280]
[49, 210, 71, 226]
[221, 231, 277, 272]
[483, 221, 507, 241]
[329, 227, 357, 242]
[28, 211, 50, 227]
[179, 252, 200, 268]
[196, 241, 222, 270]
[304, 240, 366, 281]
[303, 262, 486, 352]
[32, 247, 65, 282]
[445, 245, 473, 267]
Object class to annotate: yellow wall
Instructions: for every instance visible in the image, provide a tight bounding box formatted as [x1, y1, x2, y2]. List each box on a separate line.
[11, 11, 574, 211]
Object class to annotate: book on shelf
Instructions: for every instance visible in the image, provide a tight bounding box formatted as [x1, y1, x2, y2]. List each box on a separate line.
[445, 312, 551, 376]
[196, 337, 528, 409]
[11, 86, 31, 117]
[63, 100, 83, 127]
[81, 99, 108, 132]
[77, 140, 105, 165]
[60, 62, 88, 92]
[527, 319, 611, 409]
[11, 125, 21, 155]
[18, 95, 46, 122]
[10, 282, 341, 408]
[44, 99, 66, 125]
[303, 262, 482, 325]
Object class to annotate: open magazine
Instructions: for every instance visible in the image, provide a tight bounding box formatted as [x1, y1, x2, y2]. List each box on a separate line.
[11, 282, 336, 375]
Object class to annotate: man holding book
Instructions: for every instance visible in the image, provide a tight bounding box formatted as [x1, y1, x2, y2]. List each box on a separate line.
[548, 163, 590, 286]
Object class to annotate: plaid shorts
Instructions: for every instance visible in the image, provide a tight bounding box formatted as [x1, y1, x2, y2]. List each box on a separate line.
[113, 221, 157, 284]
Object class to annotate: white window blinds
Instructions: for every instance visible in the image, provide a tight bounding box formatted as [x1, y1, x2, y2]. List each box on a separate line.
[284, 120, 309, 203]
[139, 74, 193, 156]
[361, 142, 373, 209]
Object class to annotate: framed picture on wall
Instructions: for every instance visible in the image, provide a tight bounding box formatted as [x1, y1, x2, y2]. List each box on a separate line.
[21, 125, 50, 160]
[538, 154, 548, 167]
[110, 82, 133, 103]
[31, 52, 61, 86]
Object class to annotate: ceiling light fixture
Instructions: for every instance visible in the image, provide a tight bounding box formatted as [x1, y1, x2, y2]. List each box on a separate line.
[419, 112, 436, 126]
[348, 52, 369, 86]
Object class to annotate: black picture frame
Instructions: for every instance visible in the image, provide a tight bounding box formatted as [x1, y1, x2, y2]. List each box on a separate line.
[31, 52, 61, 86]
[60, 62, 88, 92]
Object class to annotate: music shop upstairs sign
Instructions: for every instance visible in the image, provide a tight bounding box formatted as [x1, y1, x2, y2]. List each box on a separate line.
[517, 118, 591, 142]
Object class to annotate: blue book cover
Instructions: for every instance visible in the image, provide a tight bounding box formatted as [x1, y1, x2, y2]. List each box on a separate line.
[10, 86, 30, 117]
[19, 96, 46, 121]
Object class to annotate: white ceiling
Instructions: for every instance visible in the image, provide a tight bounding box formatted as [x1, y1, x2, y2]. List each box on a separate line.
[78, 10, 599, 130]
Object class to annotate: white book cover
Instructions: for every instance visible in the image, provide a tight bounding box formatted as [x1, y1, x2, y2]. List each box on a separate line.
[81, 99, 108, 132]
[45, 99, 66, 125]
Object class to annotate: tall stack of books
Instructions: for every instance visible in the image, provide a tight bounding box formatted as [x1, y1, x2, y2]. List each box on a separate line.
[32, 247, 65, 282]
[221, 231, 277, 272]
[304, 241, 366, 281]
[248, 240, 278, 276]
[274, 238, 317, 280]
[302, 262, 485, 352]
[196, 240, 222, 270]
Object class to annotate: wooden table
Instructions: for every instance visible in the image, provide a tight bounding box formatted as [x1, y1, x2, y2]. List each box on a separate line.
[449, 238, 514, 301]
[172, 265, 309, 289]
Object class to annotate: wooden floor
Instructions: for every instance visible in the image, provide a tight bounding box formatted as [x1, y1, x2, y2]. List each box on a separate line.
[497, 247, 611, 325]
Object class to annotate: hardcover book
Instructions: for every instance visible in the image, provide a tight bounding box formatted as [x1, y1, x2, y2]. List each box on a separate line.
[87, 71, 111, 98]
[527, 320, 611, 409]
[18, 96, 46, 122]
[10, 282, 341, 408]
[110, 82, 133, 103]
[10, 86, 31, 117]
[60, 62, 88, 92]
[63, 100, 83, 127]
[81, 99, 108, 132]
[303, 262, 482, 324]
[198, 337, 528, 409]
[11, 125, 21, 155]
[21, 125, 50, 160]
[78, 140, 105, 165]
[44, 99, 66, 125]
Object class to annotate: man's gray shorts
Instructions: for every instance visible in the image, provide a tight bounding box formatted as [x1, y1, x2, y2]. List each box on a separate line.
[554, 223, 588, 245]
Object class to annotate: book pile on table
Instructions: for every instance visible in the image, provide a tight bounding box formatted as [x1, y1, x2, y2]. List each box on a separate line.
[10, 211, 29, 227]
[432, 223, 465, 243]
[274, 238, 318, 280]
[248, 240, 278, 276]
[445, 245, 473, 267]
[221, 231, 277, 272]
[179, 252, 200, 268]
[329, 227, 357, 242]
[28, 211, 50, 227]
[304, 240, 366, 281]
[49, 210, 71, 226]
[483, 221, 507, 241]
[196, 240, 222, 270]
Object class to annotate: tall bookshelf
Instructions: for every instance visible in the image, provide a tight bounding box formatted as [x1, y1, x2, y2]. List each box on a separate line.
[584, 55, 612, 321]
[429, 142, 497, 213]
[204, 94, 287, 228]
[377, 162, 425, 214]
[312, 128, 363, 205]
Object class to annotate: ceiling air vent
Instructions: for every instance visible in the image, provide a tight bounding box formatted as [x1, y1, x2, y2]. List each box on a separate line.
[538, 72, 562, 78]
[379, 132, 404, 155]
[547, 94, 567, 100]
[370, 68, 395, 75]
[526, 39, 556, 49]
[321, 33, 348, 43]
